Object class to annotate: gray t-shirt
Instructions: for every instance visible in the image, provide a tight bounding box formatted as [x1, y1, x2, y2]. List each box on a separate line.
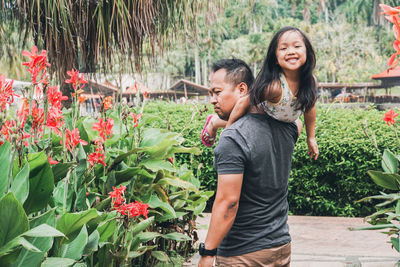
[214, 113, 298, 257]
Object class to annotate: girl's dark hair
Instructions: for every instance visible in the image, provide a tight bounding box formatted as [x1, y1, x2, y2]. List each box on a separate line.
[249, 26, 317, 112]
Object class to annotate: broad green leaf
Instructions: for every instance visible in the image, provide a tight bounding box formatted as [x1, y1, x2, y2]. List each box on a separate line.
[56, 209, 100, 241]
[83, 229, 99, 254]
[132, 216, 155, 235]
[52, 180, 73, 214]
[0, 236, 40, 259]
[109, 148, 139, 169]
[11, 209, 56, 267]
[0, 193, 29, 247]
[151, 250, 170, 262]
[140, 160, 175, 172]
[157, 177, 198, 192]
[60, 225, 88, 260]
[23, 224, 64, 238]
[0, 141, 11, 197]
[136, 232, 161, 242]
[115, 167, 154, 184]
[10, 164, 30, 205]
[162, 232, 191, 241]
[349, 223, 396, 231]
[391, 237, 400, 252]
[382, 149, 398, 173]
[139, 129, 180, 159]
[148, 195, 176, 218]
[51, 163, 74, 183]
[24, 152, 54, 214]
[98, 218, 117, 243]
[41, 257, 75, 267]
[158, 212, 187, 222]
[367, 170, 400, 190]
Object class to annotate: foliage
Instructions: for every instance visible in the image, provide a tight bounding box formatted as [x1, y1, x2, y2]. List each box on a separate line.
[0, 48, 212, 266]
[144, 101, 398, 217]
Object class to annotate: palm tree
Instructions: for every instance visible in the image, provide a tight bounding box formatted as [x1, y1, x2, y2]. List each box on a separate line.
[0, 0, 214, 103]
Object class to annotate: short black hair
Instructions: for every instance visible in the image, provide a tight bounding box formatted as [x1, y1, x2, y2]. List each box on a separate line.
[211, 58, 254, 88]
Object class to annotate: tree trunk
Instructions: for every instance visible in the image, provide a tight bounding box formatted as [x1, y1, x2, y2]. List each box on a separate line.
[195, 46, 201, 85]
[202, 56, 207, 86]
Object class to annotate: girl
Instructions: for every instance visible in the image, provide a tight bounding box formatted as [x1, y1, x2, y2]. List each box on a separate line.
[201, 26, 319, 159]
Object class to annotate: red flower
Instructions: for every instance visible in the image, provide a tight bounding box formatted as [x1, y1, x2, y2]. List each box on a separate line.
[22, 46, 50, 85]
[143, 91, 149, 99]
[48, 156, 59, 165]
[380, 4, 400, 16]
[117, 201, 149, 219]
[63, 128, 88, 152]
[92, 118, 114, 141]
[383, 109, 399, 126]
[46, 107, 64, 134]
[89, 151, 106, 167]
[108, 185, 126, 208]
[0, 76, 19, 111]
[103, 96, 112, 110]
[168, 157, 173, 164]
[130, 112, 142, 128]
[31, 102, 44, 133]
[78, 95, 87, 104]
[47, 86, 68, 109]
[1, 120, 17, 141]
[65, 69, 87, 91]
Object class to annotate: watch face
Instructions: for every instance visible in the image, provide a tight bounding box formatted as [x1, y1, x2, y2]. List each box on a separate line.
[199, 242, 205, 255]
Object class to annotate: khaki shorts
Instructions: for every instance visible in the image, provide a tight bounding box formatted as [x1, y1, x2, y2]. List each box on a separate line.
[215, 242, 291, 267]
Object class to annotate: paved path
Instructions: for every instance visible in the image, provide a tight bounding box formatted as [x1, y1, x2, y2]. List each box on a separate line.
[185, 214, 400, 267]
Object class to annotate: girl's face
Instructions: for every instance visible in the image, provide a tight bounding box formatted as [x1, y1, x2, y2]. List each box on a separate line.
[275, 30, 307, 74]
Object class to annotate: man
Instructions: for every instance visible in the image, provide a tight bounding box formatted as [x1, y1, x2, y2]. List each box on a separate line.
[198, 59, 298, 267]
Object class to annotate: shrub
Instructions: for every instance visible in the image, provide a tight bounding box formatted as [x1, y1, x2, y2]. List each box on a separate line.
[144, 101, 397, 217]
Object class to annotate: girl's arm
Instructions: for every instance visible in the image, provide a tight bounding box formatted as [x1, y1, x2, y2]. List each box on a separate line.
[226, 94, 250, 128]
[304, 105, 319, 160]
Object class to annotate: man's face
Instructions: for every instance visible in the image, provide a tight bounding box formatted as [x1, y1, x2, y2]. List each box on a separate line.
[209, 69, 241, 121]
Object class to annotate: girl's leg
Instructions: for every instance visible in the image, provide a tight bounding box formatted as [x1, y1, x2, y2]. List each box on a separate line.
[295, 119, 303, 137]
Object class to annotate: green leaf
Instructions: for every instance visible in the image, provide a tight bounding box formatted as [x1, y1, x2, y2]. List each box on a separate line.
[382, 149, 398, 173]
[148, 195, 176, 218]
[56, 209, 100, 241]
[40, 257, 76, 267]
[51, 163, 74, 183]
[83, 230, 99, 254]
[132, 216, 155, 235]
[10, 164, 30, 205]
[0, 192, 29, 247]
[60, 225, 88, 260]
[162, 232, 191, 241]
[349, 223, 396, 231]
[367, 170, 400, 190]
[98, 218, 117, 243]
[157, 177, 198, 192]
[151, 250, 170, 262]
[391, 237, 400, 252]
[140, 160, 175, 172]
[11, 209, 56, 267]
[0, 141, 11, 197]
[115, 167, 155, 184]
[23, 224, 64, 238]
[24, 152, 54, 214]
[136, 232, 161, 242]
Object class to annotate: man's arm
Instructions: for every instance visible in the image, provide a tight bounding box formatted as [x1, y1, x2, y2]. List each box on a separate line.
[198, 173, 243, 267]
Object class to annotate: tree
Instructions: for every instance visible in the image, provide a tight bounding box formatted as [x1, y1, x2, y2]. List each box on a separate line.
[0, 0, 214, 104]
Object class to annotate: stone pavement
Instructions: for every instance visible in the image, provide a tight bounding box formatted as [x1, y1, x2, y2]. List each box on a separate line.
[185, 214, 400, 267]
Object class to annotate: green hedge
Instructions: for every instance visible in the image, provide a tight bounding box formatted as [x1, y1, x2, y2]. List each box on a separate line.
[144, 101, 397, 217]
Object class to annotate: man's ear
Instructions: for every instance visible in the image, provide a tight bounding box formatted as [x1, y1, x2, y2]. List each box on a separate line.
[237, 82, 248, 96]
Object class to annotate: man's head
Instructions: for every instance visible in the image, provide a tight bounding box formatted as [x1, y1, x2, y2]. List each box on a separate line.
[209, 59, 254, 120]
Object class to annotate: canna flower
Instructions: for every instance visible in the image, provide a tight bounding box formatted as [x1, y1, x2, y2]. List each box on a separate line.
[63, 128, 88, 152]
[47, 86, 68, 109]
[108, 185, 126, 208]
[46, 107, 64, 134]
[380, 4, 400, 16]
[92, 118, 114, 141]
[117, 201, 149, 219]
[78, 95, 87, 104]
[103, 96, 112, 110]
[22, 46, 50, 85]
[383, 109, 399, 126]
[65, 69, 87, 91]
[88, 151, 106, 167]
[1, 120, 17, 141]
[0, 76, 19, 111]
[143, 91, 149, 99]
[130, 112, 142, 128]
[48, 156, 59, 165]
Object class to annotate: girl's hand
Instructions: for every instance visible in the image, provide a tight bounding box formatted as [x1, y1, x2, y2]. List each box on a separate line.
[307, 137, 319, 160]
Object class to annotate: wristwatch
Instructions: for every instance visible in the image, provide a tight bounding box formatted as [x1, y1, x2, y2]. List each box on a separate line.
[199, 242, 217, 256]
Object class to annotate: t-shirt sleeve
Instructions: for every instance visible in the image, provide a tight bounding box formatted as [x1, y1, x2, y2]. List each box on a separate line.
[214, 130, 247, 175]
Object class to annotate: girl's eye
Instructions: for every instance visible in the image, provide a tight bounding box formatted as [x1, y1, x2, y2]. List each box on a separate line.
[280, 47, 286, 50]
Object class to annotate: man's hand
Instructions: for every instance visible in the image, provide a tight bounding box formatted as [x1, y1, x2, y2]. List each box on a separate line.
[198, 255, 215, 267]
[307, 137, 319, 160]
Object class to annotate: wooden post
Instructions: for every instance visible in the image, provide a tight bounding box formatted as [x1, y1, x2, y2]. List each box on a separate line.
[174, 87, 177, 101]
[184, 83, 188, 99]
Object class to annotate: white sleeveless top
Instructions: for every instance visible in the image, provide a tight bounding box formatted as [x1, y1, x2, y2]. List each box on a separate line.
[260, 73, 303, 123]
